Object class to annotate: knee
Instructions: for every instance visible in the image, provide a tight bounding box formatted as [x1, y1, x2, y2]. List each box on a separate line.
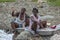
[42, 21, 47, 27]
[11, 22, 19, 29]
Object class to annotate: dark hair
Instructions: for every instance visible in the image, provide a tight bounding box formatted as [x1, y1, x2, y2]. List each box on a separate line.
[32, 8, 38, 13]
[21, 8, 26, 11]
[16, 12, 20, 17]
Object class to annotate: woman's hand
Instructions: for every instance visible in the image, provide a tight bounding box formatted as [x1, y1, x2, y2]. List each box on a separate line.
[11, 7, 17, 17]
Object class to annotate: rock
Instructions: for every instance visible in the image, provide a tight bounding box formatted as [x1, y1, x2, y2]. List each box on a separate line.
[50, 34, 60, 40]
[15, 31, 32, 40]
[0, 22, 8, 30]
[40, 6, 44, 8]
[38, 0, 46, 3]
[41, 15, 54, 19]
[32, 37, 43, 40]
[15, 31, 43, 40]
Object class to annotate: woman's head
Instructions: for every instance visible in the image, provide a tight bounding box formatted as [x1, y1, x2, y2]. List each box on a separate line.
[32, 8, 38, 15]
[21, 8, 26, 14]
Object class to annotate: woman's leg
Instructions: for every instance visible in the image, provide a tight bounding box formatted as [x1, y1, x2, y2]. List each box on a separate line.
[11, 22, 19, 30]
[25, 18, 30, 27]
[39, 21, 47, 28]
[11, 22, 19, 40]
[42, 21, 47, 28]
[31, 22, 37, 33]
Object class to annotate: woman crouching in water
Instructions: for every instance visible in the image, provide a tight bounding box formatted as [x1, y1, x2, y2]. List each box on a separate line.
[29, 8, 47, 34]
[11, 8, 30, 39]
[11, 8, 30, 30]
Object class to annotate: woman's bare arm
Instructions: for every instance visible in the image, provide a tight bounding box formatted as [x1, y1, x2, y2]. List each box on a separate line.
[12, 11, 15, 16]
[12, 11, 20, 17]
[31, 16, 38, 22]
[11, 7, 20, 17]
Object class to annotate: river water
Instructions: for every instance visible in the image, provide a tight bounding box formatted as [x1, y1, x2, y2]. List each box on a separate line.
[0, 30, 14, 40]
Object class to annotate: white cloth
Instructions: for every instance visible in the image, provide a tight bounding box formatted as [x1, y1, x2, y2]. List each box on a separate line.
[14, 17, 25, 24]
[14, 14, 25, 28]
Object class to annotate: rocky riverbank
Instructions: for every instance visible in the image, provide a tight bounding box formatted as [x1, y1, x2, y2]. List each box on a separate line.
[0, 0, 60, 30]
[0, 0, 60, 40]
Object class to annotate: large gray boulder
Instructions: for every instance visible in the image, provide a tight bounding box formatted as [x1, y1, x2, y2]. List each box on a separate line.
[15, 31, 43, 40]
[15, 31, 32, 40]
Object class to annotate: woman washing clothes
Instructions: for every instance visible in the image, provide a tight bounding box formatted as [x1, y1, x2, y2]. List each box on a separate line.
[29, 8, 47, 34]
[11, 8, 29, 30]
[11, 8, 30, 39]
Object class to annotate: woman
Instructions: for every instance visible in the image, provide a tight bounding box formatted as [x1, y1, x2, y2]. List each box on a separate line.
[11, 8, 30, 39]
[11, 8, 29, 30]
[29, 8, 47, 34]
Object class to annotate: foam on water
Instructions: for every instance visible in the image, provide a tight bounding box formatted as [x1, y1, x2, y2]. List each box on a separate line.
[0, 30, 14, 40]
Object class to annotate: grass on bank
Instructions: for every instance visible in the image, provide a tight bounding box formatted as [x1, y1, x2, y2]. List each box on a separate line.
[0, 0, 15, 2]
[47, 0, 60, 6]
[32, 0, 38, 2]
[32, 0, 60, 6]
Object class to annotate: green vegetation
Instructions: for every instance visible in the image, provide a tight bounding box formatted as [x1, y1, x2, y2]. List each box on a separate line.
[47, 0, 56, 2]
[47, 0, 60, 6]
[0, 0, 15, 2]
[32, 0, 38, 2]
